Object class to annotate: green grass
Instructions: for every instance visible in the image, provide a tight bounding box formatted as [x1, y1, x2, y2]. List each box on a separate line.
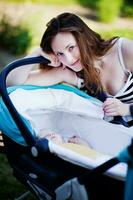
[0, 154, 36, 200]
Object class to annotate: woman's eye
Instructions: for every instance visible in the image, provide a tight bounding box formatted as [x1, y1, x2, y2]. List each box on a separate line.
[69, 46, 74, 51]
[57, 52, 63, 56]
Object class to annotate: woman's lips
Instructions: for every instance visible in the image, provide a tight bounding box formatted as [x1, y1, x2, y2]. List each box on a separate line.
[71, 59, 80, 66]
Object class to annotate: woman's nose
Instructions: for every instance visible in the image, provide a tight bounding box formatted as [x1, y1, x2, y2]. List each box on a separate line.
[65, 53, 74, 65]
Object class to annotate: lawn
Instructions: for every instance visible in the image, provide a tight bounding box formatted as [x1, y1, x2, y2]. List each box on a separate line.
[0, 154, 37, 199]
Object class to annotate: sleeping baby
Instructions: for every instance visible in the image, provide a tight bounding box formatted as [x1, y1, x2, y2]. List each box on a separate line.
[38, 129, 90, 147]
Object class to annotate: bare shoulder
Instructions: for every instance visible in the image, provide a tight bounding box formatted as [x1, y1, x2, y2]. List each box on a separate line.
[121, 38, 133, 71]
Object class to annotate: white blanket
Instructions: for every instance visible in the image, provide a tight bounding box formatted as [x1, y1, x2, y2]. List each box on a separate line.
[9, 87, 103, 137]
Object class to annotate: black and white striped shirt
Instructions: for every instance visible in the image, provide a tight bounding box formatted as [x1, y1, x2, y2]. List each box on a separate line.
[111, 37, 133, 104]
[108, 37, 133, 122]
[116, 72, 133, 104]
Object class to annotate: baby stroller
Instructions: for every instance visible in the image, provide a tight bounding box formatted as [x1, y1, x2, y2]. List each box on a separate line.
[0, 56, 133, 200]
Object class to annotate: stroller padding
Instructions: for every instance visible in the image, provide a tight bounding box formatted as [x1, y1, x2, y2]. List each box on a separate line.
[49, 141, 127, 181]
[61, 143, 100, 159]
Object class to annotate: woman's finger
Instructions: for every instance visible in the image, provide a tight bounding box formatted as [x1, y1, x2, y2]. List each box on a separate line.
[105, 108, 118, 116]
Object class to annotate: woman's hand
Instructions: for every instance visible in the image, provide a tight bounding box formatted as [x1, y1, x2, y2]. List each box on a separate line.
[31, 47, 61, 67]
[29, 47, 61, 67]
[103, 98, 130, 116]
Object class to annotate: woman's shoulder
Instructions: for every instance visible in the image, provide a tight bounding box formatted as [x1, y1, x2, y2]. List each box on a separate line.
[121, 37, 133, 49]
[121, 38, 133, 71]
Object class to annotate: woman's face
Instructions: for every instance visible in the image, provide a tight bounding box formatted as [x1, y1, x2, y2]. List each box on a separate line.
[51, 32, 83, 72]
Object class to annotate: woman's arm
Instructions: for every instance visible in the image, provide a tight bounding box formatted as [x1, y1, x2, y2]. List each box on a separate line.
[24, 65, 79, 87]
[6, 57, 37, 87]
[6, 47, 60, 87]
[6, 47, 83, 88]
[6, 48, 42, 87]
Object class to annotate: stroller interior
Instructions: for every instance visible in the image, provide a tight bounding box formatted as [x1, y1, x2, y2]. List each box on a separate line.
[0, 56, 133, 200]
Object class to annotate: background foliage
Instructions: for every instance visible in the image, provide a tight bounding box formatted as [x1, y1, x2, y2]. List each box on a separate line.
[97, 0, 123, 22]
[0, 16, 32, 55]
[0, 0, 133, 56]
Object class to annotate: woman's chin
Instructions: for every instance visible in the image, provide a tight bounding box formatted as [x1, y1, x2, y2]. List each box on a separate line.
[72, 66, 82, 72]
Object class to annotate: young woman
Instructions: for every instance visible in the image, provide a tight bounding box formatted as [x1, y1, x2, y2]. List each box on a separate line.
[38, 12, 133, 125]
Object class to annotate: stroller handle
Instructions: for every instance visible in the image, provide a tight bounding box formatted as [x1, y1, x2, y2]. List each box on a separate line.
[0, 56, 50, 146]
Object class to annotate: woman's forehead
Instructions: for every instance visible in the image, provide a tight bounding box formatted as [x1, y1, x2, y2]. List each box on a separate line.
[51, 32, 76, 52]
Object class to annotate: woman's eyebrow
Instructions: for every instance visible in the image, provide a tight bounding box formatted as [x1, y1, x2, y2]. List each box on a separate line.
[65, 43, 74, 49]
[65, 44, 71, 49]
[54, 46, 69, 54]
[55, 43, 75, 54]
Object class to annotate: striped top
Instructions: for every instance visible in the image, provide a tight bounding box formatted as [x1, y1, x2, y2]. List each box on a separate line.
[108, 37, 133, 122]
[109, 37, 133, 104]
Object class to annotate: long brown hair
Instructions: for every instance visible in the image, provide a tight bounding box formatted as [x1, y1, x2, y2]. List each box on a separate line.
[40, 12, 119, 94]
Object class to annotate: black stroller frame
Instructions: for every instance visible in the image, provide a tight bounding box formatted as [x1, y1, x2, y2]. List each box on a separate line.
[0, 56, 132, 200]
